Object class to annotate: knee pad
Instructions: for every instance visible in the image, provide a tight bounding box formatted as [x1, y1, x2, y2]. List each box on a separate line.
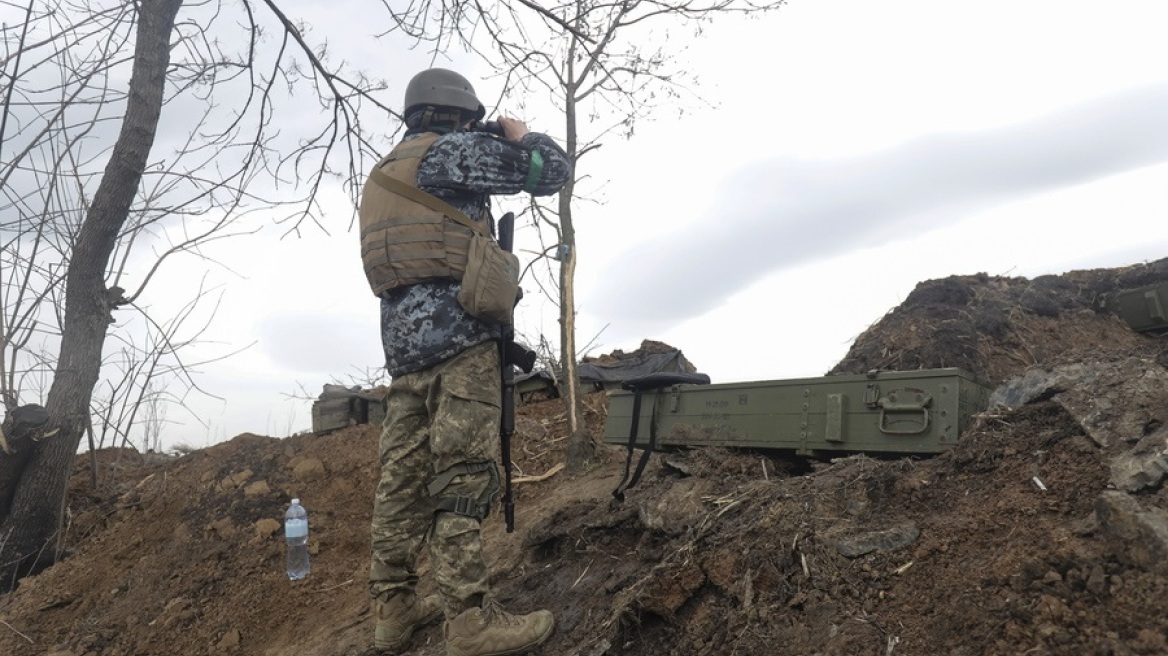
[427, 461, 500, 521]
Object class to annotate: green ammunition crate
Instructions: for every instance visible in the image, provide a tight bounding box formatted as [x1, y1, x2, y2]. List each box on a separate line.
[604, 368, 993, 456]
[1107, 281, 1168, 333]
[367, 396, 387, 428]
[311, 397, 355, 434]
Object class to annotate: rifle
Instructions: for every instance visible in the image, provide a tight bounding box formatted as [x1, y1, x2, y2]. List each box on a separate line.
[496, 212, 536, 533]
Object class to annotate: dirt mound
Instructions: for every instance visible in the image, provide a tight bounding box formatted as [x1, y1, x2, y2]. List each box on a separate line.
[2, 260, 1168, 656]
[831, 259, 1168, 383]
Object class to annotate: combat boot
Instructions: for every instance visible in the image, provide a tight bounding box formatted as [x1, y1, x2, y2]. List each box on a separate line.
[444, 602, 554, 656]
[374, 592, 443, 654]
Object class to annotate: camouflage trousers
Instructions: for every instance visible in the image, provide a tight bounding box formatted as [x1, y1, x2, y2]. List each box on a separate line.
[369, 340, 502, 618]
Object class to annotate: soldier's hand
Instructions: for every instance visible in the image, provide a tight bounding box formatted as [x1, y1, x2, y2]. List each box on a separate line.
[497, 117, 529, 142]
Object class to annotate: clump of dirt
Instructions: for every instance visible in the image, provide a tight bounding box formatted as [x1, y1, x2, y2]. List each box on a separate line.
[2, 259, 1168, 656]
[581, 338, 691, 371]
[582, 339, 699, 373]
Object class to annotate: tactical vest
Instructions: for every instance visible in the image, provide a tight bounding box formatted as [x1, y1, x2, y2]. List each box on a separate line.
[358, 133, 479, 296]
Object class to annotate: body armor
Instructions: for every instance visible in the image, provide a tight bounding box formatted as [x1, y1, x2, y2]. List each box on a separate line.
[358, 133, 480, 296]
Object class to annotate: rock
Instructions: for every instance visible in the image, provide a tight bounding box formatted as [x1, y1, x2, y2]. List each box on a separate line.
[1085, 565, 1108, 595]
[989, 363, 1097, 408]
[1069, 512, 1100, 536]
[161, 596, 196, 628]
[1052, 360, 1168, 448]
[1133, 629, 1168, 653]
[828, 521, 920, 558]
[291, 458, 326, 481]
[243, 480, 271, 497]
[254, 518, 281, 539]
[991, 359, 1168, 448]
[1094, 491, 1168, 575]
[218, 469, 254, 491]
[210, 518, 236, 540]
[216, 628, 242, 651]
[1109, 427, 1168, 492]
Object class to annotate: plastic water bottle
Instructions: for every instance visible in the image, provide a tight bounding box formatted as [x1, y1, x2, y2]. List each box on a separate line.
[284, 498, 310, 580]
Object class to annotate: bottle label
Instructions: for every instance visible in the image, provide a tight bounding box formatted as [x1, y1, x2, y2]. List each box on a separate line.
[285, 518, 308, 538]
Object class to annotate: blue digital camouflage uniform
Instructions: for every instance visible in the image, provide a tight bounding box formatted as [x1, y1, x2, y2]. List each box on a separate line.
[369, 128, 571, 617]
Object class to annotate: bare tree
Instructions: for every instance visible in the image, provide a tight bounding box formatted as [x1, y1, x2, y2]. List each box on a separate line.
[90, 284, 231, 456]
[0, 0, 399, 590]
[382, 0, 784, 468]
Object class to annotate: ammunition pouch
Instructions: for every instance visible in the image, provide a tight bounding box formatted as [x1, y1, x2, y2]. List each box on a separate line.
[456, 233, 520, 324]
[427, 461, 500, 521]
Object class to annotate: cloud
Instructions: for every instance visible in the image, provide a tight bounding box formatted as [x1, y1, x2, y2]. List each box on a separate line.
[257, 311, 381, 375]
[590, 84, 1168, 327]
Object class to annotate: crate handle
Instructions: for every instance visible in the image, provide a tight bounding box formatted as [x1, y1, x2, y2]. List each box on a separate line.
[1144, 289, 1166, 321]
[879, 406, 931, 435]
[878, 388, 932, 435]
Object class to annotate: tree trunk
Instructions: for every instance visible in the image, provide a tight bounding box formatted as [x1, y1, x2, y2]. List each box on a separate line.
[560, 77, 594, 471]
[559, 196, 579, 437]
[0, 0, 182, 591]
[560, 194, 593, 470]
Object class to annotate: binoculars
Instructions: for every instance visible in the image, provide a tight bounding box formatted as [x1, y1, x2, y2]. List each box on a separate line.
[472, 120, 505, 137]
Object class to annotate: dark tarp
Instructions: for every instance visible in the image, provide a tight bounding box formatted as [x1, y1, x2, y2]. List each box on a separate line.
[576, 350, 696, 385]
[514, 348, 698, 401]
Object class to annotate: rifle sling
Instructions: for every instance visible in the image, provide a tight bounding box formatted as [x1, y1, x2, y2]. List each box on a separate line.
[611, 373, 709, 501]
[612, 389, 660, 502]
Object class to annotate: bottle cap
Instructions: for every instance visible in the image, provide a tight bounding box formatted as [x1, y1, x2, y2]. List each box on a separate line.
[291, 498, 300, 504]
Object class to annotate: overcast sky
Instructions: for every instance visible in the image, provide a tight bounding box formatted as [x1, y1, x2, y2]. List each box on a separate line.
[133, 0, 1168, 448]
[591, 84, 1168, 326]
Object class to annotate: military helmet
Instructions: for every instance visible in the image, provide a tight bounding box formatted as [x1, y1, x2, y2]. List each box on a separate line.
[403, 68, 486, 121]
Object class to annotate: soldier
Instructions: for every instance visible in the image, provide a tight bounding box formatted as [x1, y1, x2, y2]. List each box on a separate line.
[358, 68, 571, 655]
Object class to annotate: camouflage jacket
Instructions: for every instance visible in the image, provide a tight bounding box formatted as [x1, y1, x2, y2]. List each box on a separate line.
[379, 129, 571, 377]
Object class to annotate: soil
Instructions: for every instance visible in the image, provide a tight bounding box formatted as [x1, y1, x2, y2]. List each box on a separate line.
[3, 258, 1168, 656]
